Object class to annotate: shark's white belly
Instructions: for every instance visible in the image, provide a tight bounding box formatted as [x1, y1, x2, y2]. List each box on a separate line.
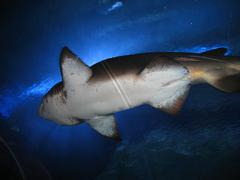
[69, 65, 190, 119]
[39, 47, 240, 140]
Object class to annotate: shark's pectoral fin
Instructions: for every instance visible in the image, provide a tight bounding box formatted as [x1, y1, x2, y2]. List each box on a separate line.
[86, 115, 121, 141]
[58, 117, 83, 126]
[60, 47, 92, 90]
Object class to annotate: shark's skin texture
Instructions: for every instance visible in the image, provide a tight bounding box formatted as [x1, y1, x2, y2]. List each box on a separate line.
[39, 47, 240, 140]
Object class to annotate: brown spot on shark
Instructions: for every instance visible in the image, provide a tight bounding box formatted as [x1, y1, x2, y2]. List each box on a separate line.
[47, 82, 67, 104]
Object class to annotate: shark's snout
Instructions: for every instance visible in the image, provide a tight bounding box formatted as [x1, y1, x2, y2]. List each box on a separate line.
[39, 97, 50, 119]
[38, 101, 45, 118]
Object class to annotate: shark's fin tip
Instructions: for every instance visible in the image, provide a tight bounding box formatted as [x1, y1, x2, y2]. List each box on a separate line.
[86, 115, 121, 140]
[201, 48, 228, 56]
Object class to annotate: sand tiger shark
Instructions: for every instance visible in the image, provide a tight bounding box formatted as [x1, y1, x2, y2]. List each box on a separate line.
[39, 47, 240, 140]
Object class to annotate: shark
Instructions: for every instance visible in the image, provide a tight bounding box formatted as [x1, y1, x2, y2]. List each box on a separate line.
[39, 47, 240, 141]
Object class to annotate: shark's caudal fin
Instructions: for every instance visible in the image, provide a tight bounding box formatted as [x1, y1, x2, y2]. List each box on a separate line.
[182, 48, 240, 93]
[87, 115, 121, 141]
[188, 56, 240, 93]
[204, 70, 240, 93]
[60, 47, 92, 90]
[201, 49, 240, 92]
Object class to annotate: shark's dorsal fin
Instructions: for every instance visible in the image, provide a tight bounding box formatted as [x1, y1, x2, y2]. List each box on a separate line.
[60, 47, 92, 89]
[87, 115, 121, 141]
[201, 48, 228, 56]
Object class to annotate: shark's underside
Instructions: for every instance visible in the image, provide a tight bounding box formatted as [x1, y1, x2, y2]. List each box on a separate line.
[39, 47, 240, 140]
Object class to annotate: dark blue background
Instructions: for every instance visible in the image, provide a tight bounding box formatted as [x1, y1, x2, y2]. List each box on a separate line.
[0, 0, 240, 179]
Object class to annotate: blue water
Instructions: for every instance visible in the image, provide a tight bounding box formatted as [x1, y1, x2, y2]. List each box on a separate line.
[1, 0, 240, 179]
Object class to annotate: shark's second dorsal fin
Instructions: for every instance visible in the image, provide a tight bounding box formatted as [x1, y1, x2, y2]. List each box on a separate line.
[60, 47, 92, 89]
[201, 48, 228, 56]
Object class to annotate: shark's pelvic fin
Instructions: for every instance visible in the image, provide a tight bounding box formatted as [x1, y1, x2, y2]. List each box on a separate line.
[150, 84, 190, 115]
[141, 57, 190, 114]
[160, 90, 189, 115]
[201, 48, 228, 56]
[140, 57, 186, 80]
[60, 47, 92, 89]
[87, 115, 121, 141]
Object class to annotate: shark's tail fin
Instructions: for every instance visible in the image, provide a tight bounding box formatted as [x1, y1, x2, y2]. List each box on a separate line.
[203, 68, 240, 93]
[191, 58, 240, 93]
[181, 48, 240, 93]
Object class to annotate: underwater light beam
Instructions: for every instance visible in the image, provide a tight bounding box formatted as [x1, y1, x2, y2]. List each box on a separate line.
[176, 44, 232, 55]
[107, 1, 123, 12]
[0, 78, 57, 119]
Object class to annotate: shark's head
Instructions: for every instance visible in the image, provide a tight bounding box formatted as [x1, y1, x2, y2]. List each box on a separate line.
[39, 47, 90, 125]
[39, 82, 74, 125]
